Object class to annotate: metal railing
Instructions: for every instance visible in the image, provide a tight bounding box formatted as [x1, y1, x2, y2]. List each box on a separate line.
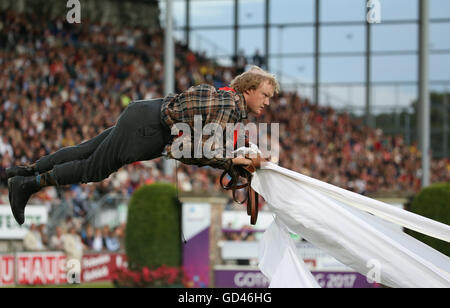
[85, 193, 129, 229]
[47, 193, 129, 233]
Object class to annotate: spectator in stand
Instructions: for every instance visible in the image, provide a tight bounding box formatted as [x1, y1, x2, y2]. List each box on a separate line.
[92, 227, 104, 252]
[0, 187, 8, 204]
[0, 136, 13, 158]
[252, 49, 265, 69]
[113, 223, 126, 251]
[72, 186, 90, 218]
[49, 225, 65, 251]
[37, 223, 49, 248]
[23, 223, 46, 251]
[233, 50, 247, 74]
[101, 225, 110, 249]
[81, 223, 95, 249]
[63, 226, 84, 262]
[60, 216, 75, 234]
[105, 227, 121, 252]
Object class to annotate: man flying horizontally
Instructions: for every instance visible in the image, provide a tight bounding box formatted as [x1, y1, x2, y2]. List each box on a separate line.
[7, 66, 279, 225]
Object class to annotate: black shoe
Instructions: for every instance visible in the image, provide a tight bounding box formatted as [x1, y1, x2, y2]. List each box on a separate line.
[6, 165, 37, 179]
[8, 176, 41, 225]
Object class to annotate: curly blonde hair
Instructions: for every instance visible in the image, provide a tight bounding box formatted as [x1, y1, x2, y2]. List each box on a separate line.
[230, 66, 280, 94]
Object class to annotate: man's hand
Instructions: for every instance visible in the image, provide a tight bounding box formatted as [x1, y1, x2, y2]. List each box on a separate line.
[232, 156, 253, 166]
[232, 154, 270, 167]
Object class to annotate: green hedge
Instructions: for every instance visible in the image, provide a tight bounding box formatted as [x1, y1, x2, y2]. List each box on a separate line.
[406, 182, 450, 257]
[125, 183, 181, 270]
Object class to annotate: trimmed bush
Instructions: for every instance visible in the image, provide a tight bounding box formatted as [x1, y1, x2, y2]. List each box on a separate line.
[406, 182, 450, 257]
[125, 183, 181, 270]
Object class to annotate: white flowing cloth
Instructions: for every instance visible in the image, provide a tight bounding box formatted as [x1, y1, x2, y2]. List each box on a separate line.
[252, 162, 450, 288]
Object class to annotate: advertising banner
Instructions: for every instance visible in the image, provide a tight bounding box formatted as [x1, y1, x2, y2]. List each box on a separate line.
[81, 253, 127, 283]
[0, 254, 15, 286]
[0, 205, 48, 239]
[16, 252, 67, 285]
[182, 202, 211, 288]
[10, 252, 127, 285]
[214, 267, 379, 288]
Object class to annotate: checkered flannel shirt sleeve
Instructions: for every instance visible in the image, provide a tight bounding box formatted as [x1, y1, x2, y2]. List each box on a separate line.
[161, 84, 242, 170]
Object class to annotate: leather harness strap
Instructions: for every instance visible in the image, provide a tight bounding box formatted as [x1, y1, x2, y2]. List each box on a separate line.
[220, 155, 265, 225]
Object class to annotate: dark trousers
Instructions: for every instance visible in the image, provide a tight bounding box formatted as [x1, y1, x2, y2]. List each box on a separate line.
[35, 99, 172, 185]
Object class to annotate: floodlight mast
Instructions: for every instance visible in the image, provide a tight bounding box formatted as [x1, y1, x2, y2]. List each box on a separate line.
[418, 0, 430, 188]
[164, 0, 175, 177]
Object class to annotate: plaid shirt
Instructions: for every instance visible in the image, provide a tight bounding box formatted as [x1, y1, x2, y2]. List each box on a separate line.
[161, 84, 248, 170]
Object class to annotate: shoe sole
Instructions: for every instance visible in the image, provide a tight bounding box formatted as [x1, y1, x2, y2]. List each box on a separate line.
[8, 177, 24, 225]
[8, 178, 13, 207]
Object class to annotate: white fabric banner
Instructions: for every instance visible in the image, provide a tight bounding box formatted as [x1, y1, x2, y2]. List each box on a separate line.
[252, 163, 450, 288]
[258, 218, 320, 288]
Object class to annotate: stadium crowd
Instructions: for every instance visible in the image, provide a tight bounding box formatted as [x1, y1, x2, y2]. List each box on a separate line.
[0, 10, 449, 246]
[22, 220, 126, 254]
